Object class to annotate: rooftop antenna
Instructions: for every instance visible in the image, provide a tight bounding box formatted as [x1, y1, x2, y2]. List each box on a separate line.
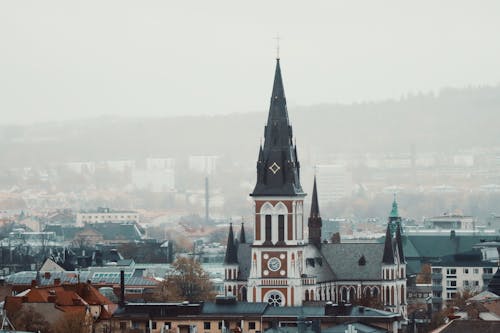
[273, 33, 281, 59]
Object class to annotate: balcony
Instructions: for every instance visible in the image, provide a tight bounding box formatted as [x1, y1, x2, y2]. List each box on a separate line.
[260, 279, 288, 286]
[301, 277, 316, 285]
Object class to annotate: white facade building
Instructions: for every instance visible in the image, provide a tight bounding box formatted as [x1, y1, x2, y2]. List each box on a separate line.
[76, 208, 140, 225]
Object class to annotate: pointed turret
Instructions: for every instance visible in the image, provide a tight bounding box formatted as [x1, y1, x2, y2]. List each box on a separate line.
[389, 195, 405, 263]
[252, 59, 304, 197]
[308, 177, 322, 247]
[224, 223, 238, 264]
[239, 223, 246, 244]
[382, 224, 395, 264]
[395, 223, 405, 263]
[389, 194, 399, 219]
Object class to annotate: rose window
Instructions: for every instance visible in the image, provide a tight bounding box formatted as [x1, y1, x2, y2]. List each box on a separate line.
[267, 292, 283, 307]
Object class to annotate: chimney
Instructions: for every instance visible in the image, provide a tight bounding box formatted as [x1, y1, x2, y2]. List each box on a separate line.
[119, 270, 125, 307]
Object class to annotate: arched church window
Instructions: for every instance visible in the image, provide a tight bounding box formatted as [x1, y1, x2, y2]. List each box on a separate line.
[265, 215, 272, 242]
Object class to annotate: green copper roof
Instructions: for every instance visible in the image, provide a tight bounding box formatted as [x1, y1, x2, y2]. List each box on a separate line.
[389, 194, 399, 218]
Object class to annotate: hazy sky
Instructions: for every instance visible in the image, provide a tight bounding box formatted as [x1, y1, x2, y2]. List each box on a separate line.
[1, 0, 500, 124]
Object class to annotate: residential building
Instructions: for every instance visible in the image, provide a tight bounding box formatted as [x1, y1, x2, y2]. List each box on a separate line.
[430, 249, 498, 310]
[76, 207, 140, 225]
[423, 214, 475, 230]
[110, 296, 402, 333]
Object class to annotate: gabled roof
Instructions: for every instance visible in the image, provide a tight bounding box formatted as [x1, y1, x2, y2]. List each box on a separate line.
[320, 243, 384, 281]
[236, 243, 252, 280]
[40, 258, 66, 272]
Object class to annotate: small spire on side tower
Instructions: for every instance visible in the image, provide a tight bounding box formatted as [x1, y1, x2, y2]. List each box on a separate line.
[224, 223, 238, 264]
[239, 222, 246, 244]
[308, 176, 322, 247]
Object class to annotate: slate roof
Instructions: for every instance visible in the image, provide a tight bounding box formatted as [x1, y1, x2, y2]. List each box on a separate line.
[236, 243, 252, 280]
[436, 249, 497, 267]
[403, 234, 500, 259]
[403, 234, 500, 274]
[201, 301, 268, 315]
[303, 244, 336, 283]
[323, 322, 388, 333]
[320, 243, 384, 281]
[263, 305, 325, 317]
[438, 320, 500, 333]
[89, 222, 143, 241]
[251, 58, 304, 197]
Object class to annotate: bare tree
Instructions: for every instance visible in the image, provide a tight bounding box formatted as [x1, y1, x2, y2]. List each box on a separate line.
[154, 257, 215, 302]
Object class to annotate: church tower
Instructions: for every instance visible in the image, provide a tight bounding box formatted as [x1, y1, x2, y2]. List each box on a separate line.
[247, 58, 307, 306]
[381, 196, 407, 317]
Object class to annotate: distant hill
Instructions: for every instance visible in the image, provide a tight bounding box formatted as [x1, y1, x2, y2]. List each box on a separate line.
[1, 85, 499, 168]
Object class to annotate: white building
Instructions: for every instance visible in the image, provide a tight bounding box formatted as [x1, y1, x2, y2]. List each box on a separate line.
[76, 207, 140, 225]
[424, 214, 475, 230]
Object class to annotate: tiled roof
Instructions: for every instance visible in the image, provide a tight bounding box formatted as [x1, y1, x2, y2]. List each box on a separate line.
[236, 243, 251, 280]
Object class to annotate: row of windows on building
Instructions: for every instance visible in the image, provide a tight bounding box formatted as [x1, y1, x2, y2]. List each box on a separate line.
[81, 214, 138, 220]
[120, 321, 258, 331]
[432, 267, 494, 275]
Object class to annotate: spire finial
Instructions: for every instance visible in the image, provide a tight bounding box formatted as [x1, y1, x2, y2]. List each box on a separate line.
[274, 33, 281, 59]
[390, 193, 399, 218]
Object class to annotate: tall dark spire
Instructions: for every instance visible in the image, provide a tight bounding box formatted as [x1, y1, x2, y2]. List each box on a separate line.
[310, 176, 320, 218]
[308, 177, 322, 247]
[224, 223, 238, 264]
[239, 223, 246, 244]
[252, 59, 304, 197]
[382, 224, 395, 264]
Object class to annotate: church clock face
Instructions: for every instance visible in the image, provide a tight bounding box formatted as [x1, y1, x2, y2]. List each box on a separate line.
[268, 257, 281, 271]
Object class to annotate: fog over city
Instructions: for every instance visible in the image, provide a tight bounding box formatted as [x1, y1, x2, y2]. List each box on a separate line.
[2, 3, 500, 332]
[1, 1, 500, 123]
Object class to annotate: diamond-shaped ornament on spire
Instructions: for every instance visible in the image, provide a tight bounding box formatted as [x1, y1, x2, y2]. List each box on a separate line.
[269, 162, 281, 174]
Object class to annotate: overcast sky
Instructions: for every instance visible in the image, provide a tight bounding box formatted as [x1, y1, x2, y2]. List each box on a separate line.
[1, 0, 500, 124]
